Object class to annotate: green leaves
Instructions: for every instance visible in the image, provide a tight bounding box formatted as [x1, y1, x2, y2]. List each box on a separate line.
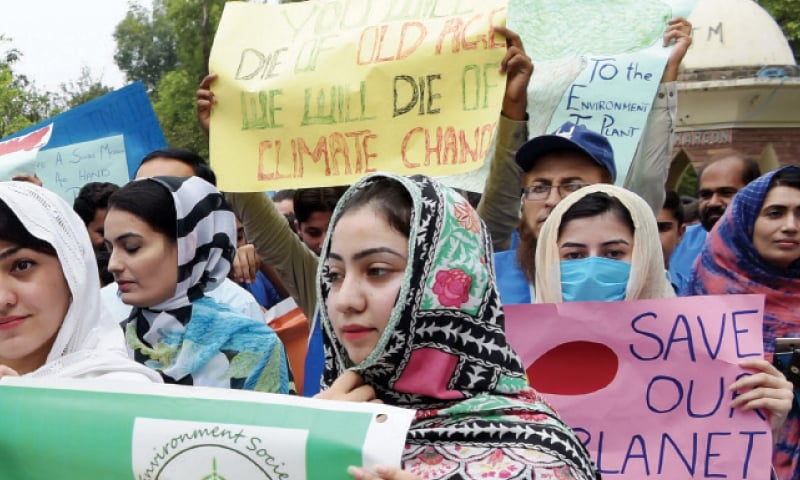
[113, 0, 228, 157]
[0, 36, 54, 138]
[0, 36, 114, 139]
[757, 0, 800, 62]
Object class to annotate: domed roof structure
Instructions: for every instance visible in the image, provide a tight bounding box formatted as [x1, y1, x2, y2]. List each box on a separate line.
[682, 0, 796, 70]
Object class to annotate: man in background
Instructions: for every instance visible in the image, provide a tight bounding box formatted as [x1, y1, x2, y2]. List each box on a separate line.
[669, 153, 761, 291]
[657, 191, 686, 292]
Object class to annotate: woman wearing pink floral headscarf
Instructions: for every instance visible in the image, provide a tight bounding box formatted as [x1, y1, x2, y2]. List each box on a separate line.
[318, 173, 599, 480]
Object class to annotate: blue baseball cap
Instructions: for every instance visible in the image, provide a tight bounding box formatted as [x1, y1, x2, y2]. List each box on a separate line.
[515, 121, 616, 182]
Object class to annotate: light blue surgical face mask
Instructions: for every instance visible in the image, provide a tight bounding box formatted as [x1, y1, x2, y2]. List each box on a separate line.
[560, 256, 631, 302]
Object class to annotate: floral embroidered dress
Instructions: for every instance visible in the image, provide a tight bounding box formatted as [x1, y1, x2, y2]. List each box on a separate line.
[122, 176, 292, 393]
[318, 173, 599, 480]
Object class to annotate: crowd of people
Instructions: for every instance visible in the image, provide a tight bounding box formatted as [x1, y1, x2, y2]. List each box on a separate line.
[0, 15, 798, 480]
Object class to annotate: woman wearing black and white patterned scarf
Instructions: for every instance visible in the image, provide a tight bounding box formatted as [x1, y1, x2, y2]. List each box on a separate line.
[106, 176, 291, 392]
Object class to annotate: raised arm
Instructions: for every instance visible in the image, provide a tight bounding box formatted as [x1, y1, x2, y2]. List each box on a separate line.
[196, 73, 217, 136]
[225, 191, 319, 319]
[196, 74, 320, 319]
[623, 17, 693, 213]
[476, 27, 533, 252]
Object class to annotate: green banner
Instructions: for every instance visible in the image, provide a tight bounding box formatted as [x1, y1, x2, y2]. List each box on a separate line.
[0, 379, 414, 480]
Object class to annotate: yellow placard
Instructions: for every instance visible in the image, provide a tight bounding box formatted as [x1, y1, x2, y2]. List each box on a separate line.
[209, 0, 508, 191]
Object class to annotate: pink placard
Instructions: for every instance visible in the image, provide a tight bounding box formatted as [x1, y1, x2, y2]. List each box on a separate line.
[505, 294, 771, 479]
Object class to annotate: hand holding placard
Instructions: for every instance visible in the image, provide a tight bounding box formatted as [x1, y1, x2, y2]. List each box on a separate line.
[505, 294, 774, 479]
[209, 0, 509, 191]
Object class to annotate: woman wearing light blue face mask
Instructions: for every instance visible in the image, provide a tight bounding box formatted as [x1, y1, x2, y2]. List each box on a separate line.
[532, 183, 794, 480]
[534, 184, 675, 303]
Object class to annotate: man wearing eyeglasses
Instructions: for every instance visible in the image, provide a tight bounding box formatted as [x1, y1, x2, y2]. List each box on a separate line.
[669, 153, 761, 294]
[489, 121, 624, 304]
[478, 17, 694, 304]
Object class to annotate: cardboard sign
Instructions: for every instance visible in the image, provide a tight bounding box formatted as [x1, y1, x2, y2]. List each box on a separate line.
[35, 134, 129, 202]
[1, 82, 166, 179]
[209, 0, 508, 191]
[505, 294, 771, 479]
[438, 0, 698, 193]
[508, 0, 697, 185]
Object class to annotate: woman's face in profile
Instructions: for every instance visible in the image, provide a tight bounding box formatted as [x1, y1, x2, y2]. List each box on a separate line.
[0, 240, 70, 374]
[325, 206, 408, 365]
[752, 185, 800, 269]
[104, 209, 178, 308]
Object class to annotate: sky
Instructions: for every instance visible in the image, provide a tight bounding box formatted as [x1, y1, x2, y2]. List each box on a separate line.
[0, 0, 131, 93]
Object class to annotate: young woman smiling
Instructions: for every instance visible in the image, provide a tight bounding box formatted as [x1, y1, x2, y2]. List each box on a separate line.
[0, 181, 160, 382]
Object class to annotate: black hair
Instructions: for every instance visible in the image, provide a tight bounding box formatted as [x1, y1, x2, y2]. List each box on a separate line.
[336, 178, 412, 238]
[767, 168, 800, 192]
[662, 190, 685, 227]
[139, 147, 217, 186]
[95, 250, 115, 287]
[740, 158, 762, 186]
[273, 189, 296, 203]
[0, 199, 56, 256]
[558, 192, 635, 239]
[698, 154, 761, 189]
[284, 213, 298, 234]
[107, 179, 177, 240]
[294, 186, 348, 223]
[680, 195, 699, 224]
[73, 182, 119, 226]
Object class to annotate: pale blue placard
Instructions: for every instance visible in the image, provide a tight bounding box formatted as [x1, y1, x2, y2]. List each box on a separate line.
[35, 134, 129, 202]
[509, 0, 698, 184]
[1, 82, 166, 180]
[546, 47, 667, 183]
[438, 0, 698, 192]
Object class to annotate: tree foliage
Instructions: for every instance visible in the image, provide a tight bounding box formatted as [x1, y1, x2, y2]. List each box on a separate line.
[114, 0, 227, 158]
[757, 0, 800, 62]
[0, 37, 56, 138]
[113, 1, 178, 96]
[56, 67, 114, 110]
[0, 35, 116, 139]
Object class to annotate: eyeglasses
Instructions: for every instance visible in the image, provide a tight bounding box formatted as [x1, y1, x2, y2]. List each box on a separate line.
[522, 183, 590, 201]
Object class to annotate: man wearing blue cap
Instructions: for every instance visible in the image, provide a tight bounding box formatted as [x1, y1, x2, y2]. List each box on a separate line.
[479, 18, 693, 304]
[488, 120, 625, 304]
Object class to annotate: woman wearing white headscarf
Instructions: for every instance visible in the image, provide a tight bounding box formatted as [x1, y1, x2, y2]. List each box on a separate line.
[0, 181, 161, 382]
[535, 183, 674, 303]
[532, 183, 793, 480]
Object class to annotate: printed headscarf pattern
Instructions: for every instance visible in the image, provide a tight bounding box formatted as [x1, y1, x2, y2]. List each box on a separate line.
[684, 165, 800, 480]
[535, 183, 675, 303]
[123, 176, 291, 392]
[318, 173, 598, 479]
[0, 181, 160, 381]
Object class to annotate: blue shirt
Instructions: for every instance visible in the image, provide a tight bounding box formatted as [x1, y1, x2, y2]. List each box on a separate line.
[304, 312, 324, 397]
[240, 270, 283, 311]
[668, 223, 707, 295]
[494, 249, 532, 304]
